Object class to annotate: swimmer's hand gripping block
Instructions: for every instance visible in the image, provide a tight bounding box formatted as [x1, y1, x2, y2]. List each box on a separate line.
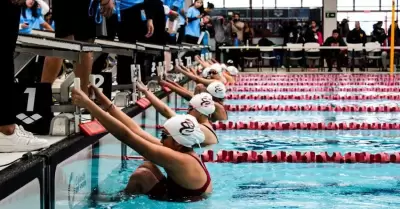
[79, 120, 107, 136]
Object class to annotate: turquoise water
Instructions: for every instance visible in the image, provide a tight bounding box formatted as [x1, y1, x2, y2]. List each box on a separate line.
[88, 161, 400, 209]
[66, 90, 400, 209]
[226, 111, 400, 123]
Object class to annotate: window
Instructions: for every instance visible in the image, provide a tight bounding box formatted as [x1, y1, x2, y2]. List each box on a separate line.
[206, 0, 223, 8]
[338, 12, 391, 35]
[252, 0, 263, 8]
[225, 0, 250, 8]
[302, 0, 323, 7]
[381, 0, 396, 10]
[263, 0, 276, 8]
[276, 0, 301, 8]
[338, 0, 354, 11]
[354, 0, 380, 10]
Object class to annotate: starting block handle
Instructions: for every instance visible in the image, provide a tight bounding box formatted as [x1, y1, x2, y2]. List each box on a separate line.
[130, 65, 138, 102]
[89, 75, 96, 100]
[74, 78, 81, 133]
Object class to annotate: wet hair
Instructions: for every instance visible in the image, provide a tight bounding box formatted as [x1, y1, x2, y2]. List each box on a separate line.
[22, 1, 39, 18]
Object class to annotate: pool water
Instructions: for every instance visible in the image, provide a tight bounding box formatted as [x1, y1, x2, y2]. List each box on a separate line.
[88, 161, 400, 209]
[64, 87, 400, 209]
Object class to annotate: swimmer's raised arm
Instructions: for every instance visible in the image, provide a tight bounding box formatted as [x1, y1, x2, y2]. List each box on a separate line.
[88, 85, 161, 145]
[72, 88, 189, 170]
[176, 65, 215, 86]
[195, 55, 210, 67]
[137, 81, 176, 119]
[159, 80, 194, 101]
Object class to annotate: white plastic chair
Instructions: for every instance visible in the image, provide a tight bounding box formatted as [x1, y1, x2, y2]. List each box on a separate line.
[286, 43, 304, 72]
[365, 42, 383, 71]
[347, 43, 364, 72]
[304, 42, 321, 71]
[260, 47, 277, 72]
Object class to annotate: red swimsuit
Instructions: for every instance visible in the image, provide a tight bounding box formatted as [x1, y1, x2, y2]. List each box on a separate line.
[147, 154, 211, 201]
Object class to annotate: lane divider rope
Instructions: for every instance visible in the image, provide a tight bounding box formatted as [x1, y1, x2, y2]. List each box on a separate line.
[227, 87, 400, 92]
[92, 151, 400, 164]
[140, 121, 400, 130]
[228, 82, 400, 86]
[173, 105, 400, 112]
[226, 94, 400, 100]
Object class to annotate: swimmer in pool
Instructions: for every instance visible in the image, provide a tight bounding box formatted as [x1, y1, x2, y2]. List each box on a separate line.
[137, 81, 218, 146]
[176, 64, 227, 85]
[71, 86, 212, 201]
[160, 80, 228, 122]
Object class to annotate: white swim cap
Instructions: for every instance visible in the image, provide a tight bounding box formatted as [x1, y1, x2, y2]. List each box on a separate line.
[226, 66, 239, 76]
[221, 64, 228, 71]
[210, 63, 223, 74]
[207, 81, 227, 99]
[163, 115, 205, 148]
[189, 93, 216, 115]
[202, 67, 211, 78]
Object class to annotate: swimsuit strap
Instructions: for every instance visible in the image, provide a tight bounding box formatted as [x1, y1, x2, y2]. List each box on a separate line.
[201, 123, 219, 143]
[187, 153, 211, 193]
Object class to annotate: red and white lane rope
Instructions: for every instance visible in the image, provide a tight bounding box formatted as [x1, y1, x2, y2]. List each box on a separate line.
[225, 94, 400, 100]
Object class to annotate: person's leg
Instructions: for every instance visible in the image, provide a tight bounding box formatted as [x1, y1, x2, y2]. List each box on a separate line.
[41, 0, 74, 87]
[0, 1, 21, 134]
[117, 5, 146, 85]
[381, 51, 388, 71]
[337, 52, 345, 72]
[0, 1, 48, 152]
[177, 25, 185, 44]
[42, 0, 96, 94]
[72, 0, 97, 94]
[326, 55, 333, 72]
[92, 15, 119, 74]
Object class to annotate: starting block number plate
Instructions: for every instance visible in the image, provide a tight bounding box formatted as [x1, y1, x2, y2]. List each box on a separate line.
[14, 83, 53, 135]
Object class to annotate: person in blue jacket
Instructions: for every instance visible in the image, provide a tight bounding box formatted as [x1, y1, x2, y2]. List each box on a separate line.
[19, 0, 53, 34]
[185, 0, 203, 44]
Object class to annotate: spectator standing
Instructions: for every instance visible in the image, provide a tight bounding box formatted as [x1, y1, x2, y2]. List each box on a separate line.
[212, 15, 232, 62]
[371, 21, 388, 71]
[0, 0, 48, 152]
[185, 0, 203, 44]
[347, 21, 367, 71]
[231, 13, 245, 42]
[41, 0, 114, 95]
[340, 19, 350, 39]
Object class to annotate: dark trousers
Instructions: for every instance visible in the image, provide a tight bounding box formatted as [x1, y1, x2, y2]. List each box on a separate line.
[215, 43, 226, 62]
[325, 51, 345, 72]
[116, 4, 147, 85]
[177, 26, 185, 44]
[182, 35, 200, 65]
[117, 3, 166, 84]
[0, 1, 20, 126]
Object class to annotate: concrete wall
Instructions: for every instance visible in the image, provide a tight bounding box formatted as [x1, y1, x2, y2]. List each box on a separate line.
[323, 0, 338, 40]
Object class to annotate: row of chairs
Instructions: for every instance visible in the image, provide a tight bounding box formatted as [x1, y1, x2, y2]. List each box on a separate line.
[240, 42, 387, 72]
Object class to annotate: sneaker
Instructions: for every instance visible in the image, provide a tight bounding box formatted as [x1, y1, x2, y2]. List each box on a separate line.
[0, 125, 49, 152]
